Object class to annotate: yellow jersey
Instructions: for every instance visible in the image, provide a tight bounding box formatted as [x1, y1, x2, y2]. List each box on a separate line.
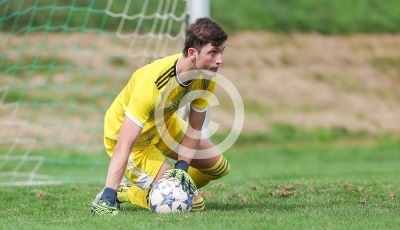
[104, 53, 216, 150]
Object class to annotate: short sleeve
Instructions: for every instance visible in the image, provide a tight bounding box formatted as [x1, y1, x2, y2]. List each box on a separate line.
[190, 78, 216, 113]
[125, 73, 157, 128]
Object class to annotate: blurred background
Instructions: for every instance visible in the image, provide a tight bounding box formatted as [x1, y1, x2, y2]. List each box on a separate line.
[1, 0, 400, 184]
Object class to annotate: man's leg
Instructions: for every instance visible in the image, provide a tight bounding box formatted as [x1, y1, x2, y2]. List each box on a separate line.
[160, 114, 231, 187]
[167, 137, 230, 186]
[118, 159, 172, 210]
[166, 138, 231, 210]
[96, 143, 168, 210]
[157, 114, 230, 210]
[96, 136, 172, 210]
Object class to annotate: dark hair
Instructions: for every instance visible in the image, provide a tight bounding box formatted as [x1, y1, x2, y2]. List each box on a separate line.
[182, 17, 228, 57]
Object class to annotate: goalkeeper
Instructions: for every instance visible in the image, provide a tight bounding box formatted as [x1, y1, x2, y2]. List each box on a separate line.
[91, 17, 230, 216]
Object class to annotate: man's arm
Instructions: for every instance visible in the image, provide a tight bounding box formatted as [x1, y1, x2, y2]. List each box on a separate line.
[91, 116, 142, 216]
[105, 116, 143, 190]
[177, 107, 206, 164]
[162, 107, 205, 195]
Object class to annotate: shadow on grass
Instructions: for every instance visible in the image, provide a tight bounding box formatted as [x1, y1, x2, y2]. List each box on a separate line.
[119, 202, 265, 213]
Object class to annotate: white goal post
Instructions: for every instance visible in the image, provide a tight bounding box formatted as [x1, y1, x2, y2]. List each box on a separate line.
[177, 0, 211, 138]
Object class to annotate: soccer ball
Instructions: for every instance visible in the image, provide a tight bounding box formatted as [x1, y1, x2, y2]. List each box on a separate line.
[149, 177, 194, 214]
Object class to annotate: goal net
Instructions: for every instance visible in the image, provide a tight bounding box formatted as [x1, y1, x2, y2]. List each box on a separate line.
[0, 0, 188, 185]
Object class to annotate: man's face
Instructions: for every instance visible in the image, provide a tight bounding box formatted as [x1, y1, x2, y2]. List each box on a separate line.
[194, 43, 225, 76]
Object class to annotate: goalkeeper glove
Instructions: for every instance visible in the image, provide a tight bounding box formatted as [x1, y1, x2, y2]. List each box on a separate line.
[163, 160, 197, 195]
[90, 187, 118, 216]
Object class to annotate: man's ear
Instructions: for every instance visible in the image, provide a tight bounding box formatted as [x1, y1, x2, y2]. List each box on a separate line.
[188, 48, 197, 61]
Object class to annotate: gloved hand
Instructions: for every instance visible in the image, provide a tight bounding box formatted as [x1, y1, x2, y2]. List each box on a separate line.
[163, 160, 197, 195]
[90, 187, 119, 216]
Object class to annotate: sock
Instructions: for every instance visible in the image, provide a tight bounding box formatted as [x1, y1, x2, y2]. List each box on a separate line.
[192, 196, 205, 211]
[188, 155, 231, 189]
[126, 185, 151, 210]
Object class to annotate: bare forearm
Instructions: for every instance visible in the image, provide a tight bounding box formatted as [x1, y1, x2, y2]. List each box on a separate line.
[105, 146, 131, 190]
[104, 116, 142, 190]
[177, 128, 202, 164]
[177, 107, 207, 164]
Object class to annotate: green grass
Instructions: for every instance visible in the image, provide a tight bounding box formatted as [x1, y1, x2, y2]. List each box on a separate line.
[2, 0, 400, 34]
[1, 54, 71, 74]
[211, 0, 400, 34]
[1, 139, 399, 229]
[0, 149, 110, 183]
[370, 56, 400, 73]
[213, 124, 371, 145]
[0, 0, 185, 35]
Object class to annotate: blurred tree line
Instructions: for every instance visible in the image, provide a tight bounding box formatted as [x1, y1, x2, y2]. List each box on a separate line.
[1, 0, 400, 34]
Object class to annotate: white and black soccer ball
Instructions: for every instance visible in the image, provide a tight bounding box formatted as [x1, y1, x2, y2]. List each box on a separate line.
[149, 177, 194, 214]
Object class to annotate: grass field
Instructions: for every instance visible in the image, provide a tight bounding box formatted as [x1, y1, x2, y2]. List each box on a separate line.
[3, 0, 400, 34]
[1, 139, 399, 230]
[2, 1, 400, 229]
